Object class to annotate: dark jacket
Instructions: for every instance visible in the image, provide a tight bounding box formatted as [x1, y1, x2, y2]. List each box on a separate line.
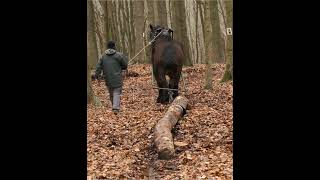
[95, 49, 128, 88]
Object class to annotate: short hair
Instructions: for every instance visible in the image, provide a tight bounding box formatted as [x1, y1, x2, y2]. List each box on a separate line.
[107, 41, 116, 49]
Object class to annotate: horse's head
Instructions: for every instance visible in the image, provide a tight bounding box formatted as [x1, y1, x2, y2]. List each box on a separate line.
[149, 24, 173, 41]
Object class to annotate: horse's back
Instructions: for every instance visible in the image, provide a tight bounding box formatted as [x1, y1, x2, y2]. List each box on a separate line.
[154, 40, 184, 67]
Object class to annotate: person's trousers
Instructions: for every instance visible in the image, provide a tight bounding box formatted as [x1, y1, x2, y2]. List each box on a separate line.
[107, 87, 122, 110]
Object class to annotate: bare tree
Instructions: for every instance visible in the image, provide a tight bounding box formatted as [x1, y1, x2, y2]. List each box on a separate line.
[210, 0, 225, 63]
[87, 56, 94, 104]
[87, 0, 99, 70]
[201, 0, 214, 89]
[87, 0, 101, 106]
[221, 0, 233, 82]
[108, 1, 119, 46]
[147, 0, 155, 24]
[120, 0, 131, 58]
[87, 60, 102, 106]
[198, 0, 206, 64]
[218, 0, 227, 63]
[118, 1, 126, 55]
[128, 0, 136, 58]
[195, 1, 200, 64]
[104, 0, 112, 41]
[171, 0, 193, 66]
[92, 0, 106, 57]
[133, 0, 145, 63]
[143, 0, 155, 64]
[154, 0, 168, 27]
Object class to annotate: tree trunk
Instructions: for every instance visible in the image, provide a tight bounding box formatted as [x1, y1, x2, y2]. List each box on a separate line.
[155, 0, 168, 27]
[87, 0, 99, 70]
[129, 0, 136, 58]
[87, 0, 95, 104]
[109, 1, 114, 42]
[133, 0, 144, 63]
[198, 1, 206, 64]
[121, 0, 130, 58]
[118, 1, 126, 55]
[115, 1, 122, 52]
[202, 0, 214, 89]
[146, 0, 155, 24]
[87, 33, 102, 106]
[166, 0, 172, 28]
[153, 0, 160, 26]
[112, 1, 120, 46]
[210, 0, 224, 63]
[217, 0, 227, 63]
[124, 0, 135, 59]
[154, 96, 189, 159]
[143, 0, 154, 64]
[171, 0, 193, 66]
[87, 56, 94, 104]
[221, 0, 233, 82]
[143, 16, 149, 63]
[92, 0, 106, 58]
[195, 2, 199, 64]
[104, 1, 112, 41]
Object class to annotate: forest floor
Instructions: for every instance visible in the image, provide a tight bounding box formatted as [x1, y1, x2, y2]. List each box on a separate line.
[87, 64, 233, 180]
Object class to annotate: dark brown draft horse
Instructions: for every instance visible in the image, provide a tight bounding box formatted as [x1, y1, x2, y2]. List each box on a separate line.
[149, 24, 185, 104]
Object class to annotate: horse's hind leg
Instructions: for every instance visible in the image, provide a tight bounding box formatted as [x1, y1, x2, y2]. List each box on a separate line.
[169, 68, 182, 99]
[155, 67, 169, 103]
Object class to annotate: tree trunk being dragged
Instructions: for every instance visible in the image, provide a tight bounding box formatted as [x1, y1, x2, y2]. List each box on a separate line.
[154, 96, 188, 159]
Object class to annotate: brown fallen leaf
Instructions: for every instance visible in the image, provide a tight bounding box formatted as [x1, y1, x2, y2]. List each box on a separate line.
[174, 141, 188, 147]
[186, 152, 193, 160]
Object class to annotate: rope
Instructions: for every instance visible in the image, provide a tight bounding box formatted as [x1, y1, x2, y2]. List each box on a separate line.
[153, 87, 179, 91]
[151, 72, 187, 93]
[128, 30, 163, 65]
[168, 91, 174, 103]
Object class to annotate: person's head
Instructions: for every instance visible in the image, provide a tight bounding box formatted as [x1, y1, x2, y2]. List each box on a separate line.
[107, 41, 116, 49]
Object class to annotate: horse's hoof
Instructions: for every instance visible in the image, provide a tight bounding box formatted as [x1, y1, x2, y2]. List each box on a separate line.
[159, 98, 166, 104]
[160, 98, 170, 104]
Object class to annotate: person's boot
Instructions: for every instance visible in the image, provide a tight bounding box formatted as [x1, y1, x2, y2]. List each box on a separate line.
[112, 109, 119, 115]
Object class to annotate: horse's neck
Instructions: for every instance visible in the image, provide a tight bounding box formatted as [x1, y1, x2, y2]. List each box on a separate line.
[151, 39, 168, 64]
[152, 38, 171, 49]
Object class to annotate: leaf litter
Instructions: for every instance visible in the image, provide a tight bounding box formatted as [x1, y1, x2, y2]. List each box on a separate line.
[88, 64, 233, 180]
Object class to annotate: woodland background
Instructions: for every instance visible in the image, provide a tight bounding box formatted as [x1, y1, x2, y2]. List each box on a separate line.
[87, 0, 233, 84]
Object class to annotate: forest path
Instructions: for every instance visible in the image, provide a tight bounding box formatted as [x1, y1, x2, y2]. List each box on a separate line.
[88, 64, 233, 180]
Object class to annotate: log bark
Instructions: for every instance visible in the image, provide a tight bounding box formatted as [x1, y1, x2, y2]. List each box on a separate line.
[154, 96, 188, 159]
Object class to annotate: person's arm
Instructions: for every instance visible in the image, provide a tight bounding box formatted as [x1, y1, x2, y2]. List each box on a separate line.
[119, 53, 128, 70]
[94, 58, 103, 79]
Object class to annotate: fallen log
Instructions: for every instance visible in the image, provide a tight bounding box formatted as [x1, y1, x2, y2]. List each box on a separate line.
[154, 96, 188, 159]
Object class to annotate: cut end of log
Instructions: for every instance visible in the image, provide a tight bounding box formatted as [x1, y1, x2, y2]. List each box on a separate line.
[158, 148, 175, 160]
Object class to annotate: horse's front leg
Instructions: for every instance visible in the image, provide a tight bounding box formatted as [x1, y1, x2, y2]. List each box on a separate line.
[153, 66, 162, 103]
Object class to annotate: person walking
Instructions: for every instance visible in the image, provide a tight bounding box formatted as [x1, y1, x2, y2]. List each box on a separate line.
[94, 41, 128, 114]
